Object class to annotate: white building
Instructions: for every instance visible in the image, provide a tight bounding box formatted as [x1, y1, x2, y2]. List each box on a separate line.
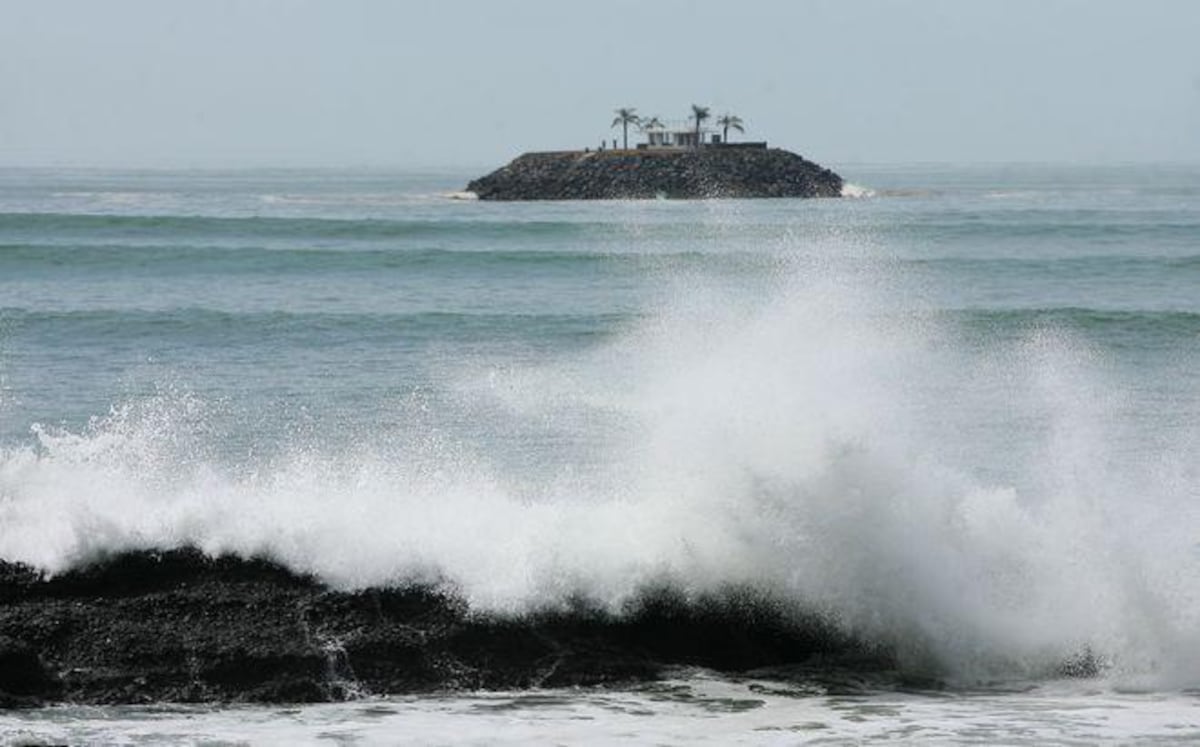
[638, 120, 717, 149]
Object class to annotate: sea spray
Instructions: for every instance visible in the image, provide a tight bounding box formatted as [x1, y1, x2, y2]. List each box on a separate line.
[2, 167, 1200, 691]
[2, 255, 1196, 688]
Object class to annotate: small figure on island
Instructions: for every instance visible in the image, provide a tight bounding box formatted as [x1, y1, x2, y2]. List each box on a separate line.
[611, 107, 640, 150]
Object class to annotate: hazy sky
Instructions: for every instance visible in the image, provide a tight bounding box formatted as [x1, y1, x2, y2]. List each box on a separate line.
[3, 0, 1198, 169]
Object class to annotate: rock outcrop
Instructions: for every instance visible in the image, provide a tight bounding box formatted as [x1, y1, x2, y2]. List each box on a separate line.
[467, 147, 843, 200]
[0, 548, 880, 706]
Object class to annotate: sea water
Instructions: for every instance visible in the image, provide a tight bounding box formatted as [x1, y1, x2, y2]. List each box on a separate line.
[1, 164, 1199, 744]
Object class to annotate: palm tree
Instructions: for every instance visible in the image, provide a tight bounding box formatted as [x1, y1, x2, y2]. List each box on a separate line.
[690, 104, 710, 148]
[611, 107, 640, 150]
[640, 116, 664, 131]
[637, 116, 665, 147]
[715, 113, 744, 143]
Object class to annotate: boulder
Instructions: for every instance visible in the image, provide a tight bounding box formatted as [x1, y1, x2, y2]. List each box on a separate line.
[0, 548, 874, 705]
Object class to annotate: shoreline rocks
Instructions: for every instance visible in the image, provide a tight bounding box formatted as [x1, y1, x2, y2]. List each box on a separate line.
[467, 147, 843, 200]
[0, 548, 881, 706]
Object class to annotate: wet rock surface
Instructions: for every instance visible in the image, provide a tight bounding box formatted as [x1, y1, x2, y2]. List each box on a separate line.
[0, 548, 879, 706]
[467, 148, 843, 200]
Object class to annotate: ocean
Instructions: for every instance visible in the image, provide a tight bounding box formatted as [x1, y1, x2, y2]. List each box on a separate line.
[1, 163, 1199, 744]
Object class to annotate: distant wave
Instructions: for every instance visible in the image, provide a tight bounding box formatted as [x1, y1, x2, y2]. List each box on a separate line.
[902, 218, 1200, 244]
[0, 307, 630, 349]
[0, 212, 816, 248]
[0, 212, 601, 242]
[4, 305, 1196, 339]
[7, 210, 1197, 252]
[940, 307, 1200, 348]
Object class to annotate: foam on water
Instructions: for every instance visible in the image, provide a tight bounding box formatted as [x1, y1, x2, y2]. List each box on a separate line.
[5, 676, 1200, 745]
[1, 220, 1198, 691]
[840, 182, 875, 198]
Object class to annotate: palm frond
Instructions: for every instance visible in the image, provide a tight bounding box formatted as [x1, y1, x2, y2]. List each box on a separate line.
[717, 114, 745, 132]
[611, 107, 640, 128]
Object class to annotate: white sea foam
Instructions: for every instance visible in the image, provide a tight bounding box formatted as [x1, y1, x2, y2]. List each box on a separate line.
[1, 240, 1197, 688]
[840, 182, 875, 198]
[6, 677, 1200, 745]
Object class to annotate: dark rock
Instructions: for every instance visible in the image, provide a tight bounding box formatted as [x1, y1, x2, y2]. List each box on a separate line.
[467, 147, 844, 200]
[0, 635, 61, 706]
[0, 548, 880, 706]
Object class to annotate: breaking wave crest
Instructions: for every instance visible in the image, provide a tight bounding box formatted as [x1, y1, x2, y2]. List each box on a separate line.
[1, 254, 1198, 689]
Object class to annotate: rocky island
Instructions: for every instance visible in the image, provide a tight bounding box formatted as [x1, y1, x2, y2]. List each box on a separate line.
[467, 104, 843, 200]
[467, 146, 843, 201]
